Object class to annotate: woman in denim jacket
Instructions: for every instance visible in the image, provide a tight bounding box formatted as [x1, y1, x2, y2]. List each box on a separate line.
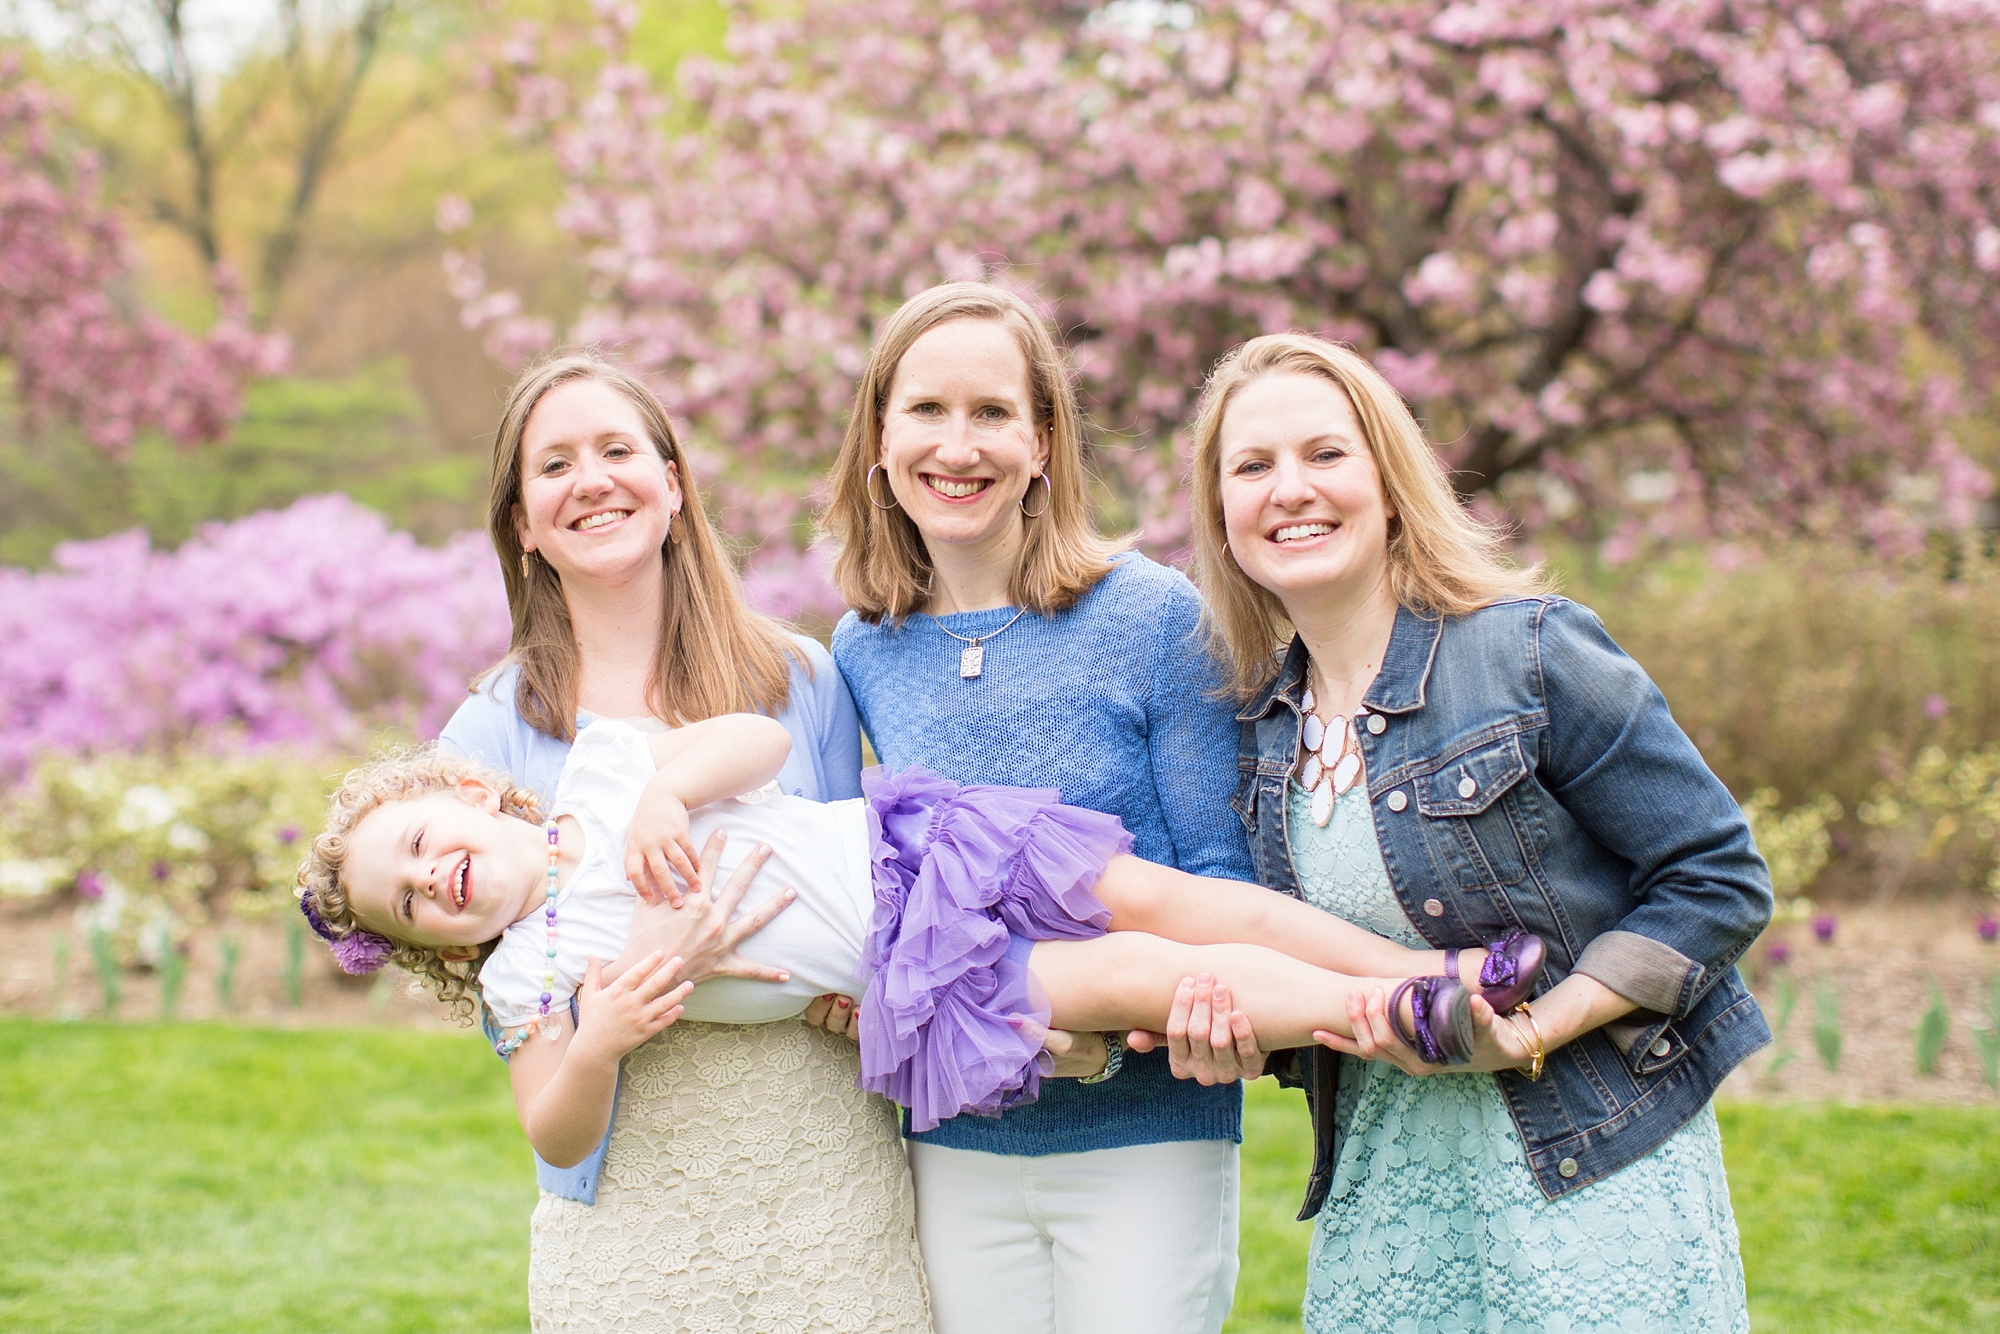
[1182, 333, 1770, 1333]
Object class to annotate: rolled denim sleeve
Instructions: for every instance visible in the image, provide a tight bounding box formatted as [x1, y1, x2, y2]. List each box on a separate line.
[1536, 599, 1773, 1016]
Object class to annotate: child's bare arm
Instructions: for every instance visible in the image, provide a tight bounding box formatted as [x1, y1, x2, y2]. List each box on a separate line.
[625, 715, 795, 902]
[506, 951, 691, 1168]
[1092, 855, 1447, 978]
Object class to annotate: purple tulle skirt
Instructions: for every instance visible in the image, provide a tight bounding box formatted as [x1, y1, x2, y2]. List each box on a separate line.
[856, 766, 1134, 1133]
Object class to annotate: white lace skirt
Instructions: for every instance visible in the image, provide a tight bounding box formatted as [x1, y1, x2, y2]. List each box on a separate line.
[528, 1020, 932, 1334]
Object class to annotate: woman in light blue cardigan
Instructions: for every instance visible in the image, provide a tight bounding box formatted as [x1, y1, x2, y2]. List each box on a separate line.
[440, 352, 929, 1333]
[818, 283, 1254, 1334]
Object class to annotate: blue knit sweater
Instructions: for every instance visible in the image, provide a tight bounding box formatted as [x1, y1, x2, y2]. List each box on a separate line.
[833, 553, 1255, 1155]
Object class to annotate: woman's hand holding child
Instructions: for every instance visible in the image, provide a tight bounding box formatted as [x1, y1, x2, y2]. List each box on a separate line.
[610, 830, 798, 988]
[1126, 975, 1267, 1085]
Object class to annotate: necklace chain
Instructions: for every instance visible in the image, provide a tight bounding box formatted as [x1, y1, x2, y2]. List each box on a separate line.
[932, 605, 1031, 680]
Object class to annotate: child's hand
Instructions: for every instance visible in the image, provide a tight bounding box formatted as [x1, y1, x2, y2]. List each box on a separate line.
[626, 777, 701, 906]
[572, 952, 694, 1066]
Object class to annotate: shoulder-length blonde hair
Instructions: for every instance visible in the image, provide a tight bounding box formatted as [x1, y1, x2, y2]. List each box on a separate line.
[822, 282, 1127, 623]
[1189, 333, 1550, 700]
[486, 352, 801, 740]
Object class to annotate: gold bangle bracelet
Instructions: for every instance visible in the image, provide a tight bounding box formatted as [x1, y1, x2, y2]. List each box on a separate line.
[1511, 1001, 1547, 1081]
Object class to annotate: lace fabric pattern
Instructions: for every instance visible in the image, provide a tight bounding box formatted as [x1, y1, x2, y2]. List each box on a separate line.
[528, 1019, 931, 1334]
[1286, 781, 1750, 1334]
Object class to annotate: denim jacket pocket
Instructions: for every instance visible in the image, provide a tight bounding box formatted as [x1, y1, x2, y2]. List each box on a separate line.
[1411, 735, 1538, 900]
[1413, 734, 1531, 817]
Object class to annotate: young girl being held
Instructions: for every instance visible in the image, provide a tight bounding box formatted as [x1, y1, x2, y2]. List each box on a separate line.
[297, 716, 1545, 1160]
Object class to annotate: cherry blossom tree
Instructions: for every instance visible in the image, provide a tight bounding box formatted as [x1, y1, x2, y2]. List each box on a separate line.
[454, 0, 2000, 576]
[0, 57, 285, 450]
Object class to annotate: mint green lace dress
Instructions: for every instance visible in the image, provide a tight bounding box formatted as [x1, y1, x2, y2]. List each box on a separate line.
[1288, 781, 1750, 1334]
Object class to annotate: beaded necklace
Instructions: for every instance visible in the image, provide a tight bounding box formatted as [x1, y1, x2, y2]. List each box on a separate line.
[494, 818, 563, 1057]
[1297, 683, 1371, 828]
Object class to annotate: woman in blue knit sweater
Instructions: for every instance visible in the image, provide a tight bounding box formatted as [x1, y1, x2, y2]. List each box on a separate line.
[818, 283, 1256, 1334]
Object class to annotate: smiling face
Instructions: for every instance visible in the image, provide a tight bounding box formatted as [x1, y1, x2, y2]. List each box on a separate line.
[340, 783, 545, 958]
[515, 377, 682, 590]
[1216, 371, 1397, 609]
[878, 317, 1051, 560]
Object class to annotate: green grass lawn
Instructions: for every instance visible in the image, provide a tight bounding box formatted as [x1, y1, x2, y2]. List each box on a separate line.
[2, 1022, 1994, 1333]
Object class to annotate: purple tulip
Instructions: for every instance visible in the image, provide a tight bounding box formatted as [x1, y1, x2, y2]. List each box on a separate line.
[1812, 913, 1837, 943]
[75, 870, 104, 900]
[1979, 916, 1999, 944]
[1923, 693, 1949, 721]
[1767, 940, 1791, 966]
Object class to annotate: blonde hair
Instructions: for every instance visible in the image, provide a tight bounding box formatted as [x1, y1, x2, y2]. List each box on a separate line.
[487, 352, 803, 740]
[1189, 333, 1550, 699]
[822, 283, 1127, 622]
[296, 747, 545, 1022]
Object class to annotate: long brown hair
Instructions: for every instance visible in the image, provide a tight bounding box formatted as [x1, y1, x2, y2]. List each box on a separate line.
[1189, 333, 1550, 700]
[486, 352, 801, 739]
[822, 282, 1126, 623]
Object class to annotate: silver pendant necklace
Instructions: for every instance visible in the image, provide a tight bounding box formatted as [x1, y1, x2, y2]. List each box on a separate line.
[1298, 680, 1369, 828]
[933, 605, 1031, 679]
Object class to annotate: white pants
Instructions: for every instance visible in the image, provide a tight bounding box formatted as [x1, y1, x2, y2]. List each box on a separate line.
[909, 1139, 1240, 1334]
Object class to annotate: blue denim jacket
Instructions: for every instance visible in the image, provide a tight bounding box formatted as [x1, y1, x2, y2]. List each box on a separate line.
[1238, 598, 1772, 1212]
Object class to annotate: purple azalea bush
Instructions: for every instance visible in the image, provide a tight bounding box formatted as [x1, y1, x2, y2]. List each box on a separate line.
[0, 495, 510, 775]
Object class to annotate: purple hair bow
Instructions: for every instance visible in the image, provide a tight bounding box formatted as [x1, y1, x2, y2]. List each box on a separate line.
[299, 892, 393, 975]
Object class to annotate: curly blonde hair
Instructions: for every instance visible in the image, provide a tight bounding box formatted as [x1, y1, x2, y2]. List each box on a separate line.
[296, 746, 544, 1023]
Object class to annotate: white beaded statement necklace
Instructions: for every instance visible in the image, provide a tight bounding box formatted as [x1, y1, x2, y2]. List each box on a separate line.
[1297, 683, 1371, 828]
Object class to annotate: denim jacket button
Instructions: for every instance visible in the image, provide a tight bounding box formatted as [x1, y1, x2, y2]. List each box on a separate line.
[1422, 898, 1445, 918]
[1458, 776, 1477, 798]
[1367, 713, 1386, 735]
[1387, 790, 1408, 812]
[1650, 1037, 1673, 1057]
[1558, 1157, 1579, 1178]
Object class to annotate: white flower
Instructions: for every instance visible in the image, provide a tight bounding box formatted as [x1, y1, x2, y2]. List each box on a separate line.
[0, 858, 70, 898]
[116, 784, 180, 832]
[166, 822, 210, 853]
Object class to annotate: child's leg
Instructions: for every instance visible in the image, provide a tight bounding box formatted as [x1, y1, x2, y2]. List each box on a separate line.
[1027, 933, 1407, 1050]
[1090, 855, 1485, 983]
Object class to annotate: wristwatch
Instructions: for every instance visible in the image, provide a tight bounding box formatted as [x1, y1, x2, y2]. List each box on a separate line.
[1078, 1030, 1126, 1084]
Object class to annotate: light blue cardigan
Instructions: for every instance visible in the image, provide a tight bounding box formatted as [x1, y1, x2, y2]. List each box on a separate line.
[438, 634, 865, 1203]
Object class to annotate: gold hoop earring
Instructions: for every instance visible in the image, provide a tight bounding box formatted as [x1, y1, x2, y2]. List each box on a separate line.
[866, 464, 900, 511]
[1020, 473, 1051, 518]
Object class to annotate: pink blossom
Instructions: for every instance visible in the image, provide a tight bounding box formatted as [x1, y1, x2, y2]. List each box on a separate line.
[0, 496, 510, 775]
[0, 61, 282, 451]
[455, 0, 2000, 558]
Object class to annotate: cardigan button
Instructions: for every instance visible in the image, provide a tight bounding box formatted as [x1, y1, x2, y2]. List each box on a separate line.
[1386, 790, 1408, 812]
[1651, 1037, 1673, 1058]
[1367, 713, 1387, 735]
[1558, 1157, 1579, 1178]
[1422, 898, 1445, 918]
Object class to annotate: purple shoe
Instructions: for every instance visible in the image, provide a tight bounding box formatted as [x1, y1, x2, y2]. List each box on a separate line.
[1388, 976, 1475, 1065]
[1445, 929, 1547, 1014]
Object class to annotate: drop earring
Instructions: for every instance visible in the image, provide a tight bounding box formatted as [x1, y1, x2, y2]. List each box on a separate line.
[521, 551, 532, 578]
